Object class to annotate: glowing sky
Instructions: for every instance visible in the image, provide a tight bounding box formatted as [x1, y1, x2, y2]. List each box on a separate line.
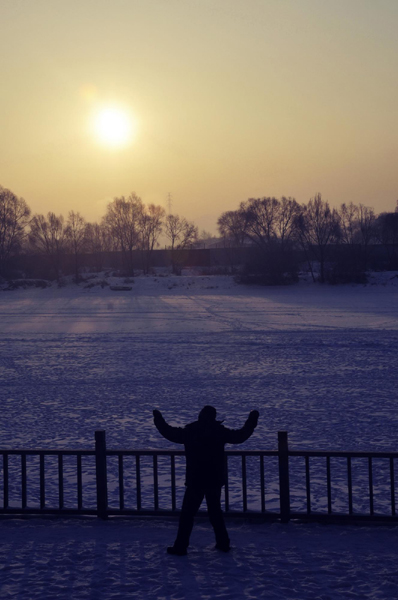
[1, 0, 397, 231]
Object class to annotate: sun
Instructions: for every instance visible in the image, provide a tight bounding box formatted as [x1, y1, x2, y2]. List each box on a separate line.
[92, 105, 136, 148]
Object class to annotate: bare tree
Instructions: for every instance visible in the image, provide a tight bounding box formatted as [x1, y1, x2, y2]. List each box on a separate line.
[194, 230, 219, 249]
[242, 197, 300, 283]
[357, 204, 376, 269]
[65, 211, 87, 283]
[338, 203, 359, 246]
[294, 193, 340, 283]
[139, 204, 165, 274]
[29, 212, 66, 280]
[330, 202, 373, 282]
[198, 229, 214, 242]
[102, 193, 143, 275]
[217, 209, 247, 247]
[276, 196, 301, 248]
[336, 202, 376, 272]
[243, 197, 280, 248]
[164, 214, 198, 274]
[217, 197, 300, 281]
[0, 186, 31, 276]
[85, 222, 112, 272]
[217, 209, 248, 272]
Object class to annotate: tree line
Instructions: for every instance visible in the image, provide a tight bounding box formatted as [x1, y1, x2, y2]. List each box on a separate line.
[0, 187, 198, 280]
[1, 184, 398, 283]
[218, 194, 398, 283]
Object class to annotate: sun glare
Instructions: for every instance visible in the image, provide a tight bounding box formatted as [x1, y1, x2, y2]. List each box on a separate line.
[92, 106, 136, 148]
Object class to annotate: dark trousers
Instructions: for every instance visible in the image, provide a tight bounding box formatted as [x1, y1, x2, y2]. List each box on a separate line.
[174, 486, 230, 550]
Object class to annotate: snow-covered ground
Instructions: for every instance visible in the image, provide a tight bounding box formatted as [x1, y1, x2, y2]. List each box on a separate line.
[1, 517, 398, 600]
[1, 273, 398, 599]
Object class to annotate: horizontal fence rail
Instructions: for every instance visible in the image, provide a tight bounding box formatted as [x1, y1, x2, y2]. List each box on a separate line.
[1, 430, 398, 523]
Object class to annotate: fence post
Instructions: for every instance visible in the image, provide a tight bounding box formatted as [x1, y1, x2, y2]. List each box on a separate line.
[95, 430, 108, 520]
[278, 431, 290, 523]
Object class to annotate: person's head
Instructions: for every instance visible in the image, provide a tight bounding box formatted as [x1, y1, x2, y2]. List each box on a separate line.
[198, 405, 217, 422]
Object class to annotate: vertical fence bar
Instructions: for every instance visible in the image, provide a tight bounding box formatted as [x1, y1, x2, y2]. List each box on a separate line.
[3, 453, 9, 508]
[260, 454, 265, 513]
[224, 455, 229, 513]
[390, 457, 396, 516]
[242, 455, 247, 512]
[278, 431, 290, 523]
[58, 454, 64, 509]
[77, 454, 82, 510]
[171, 455, 176, 511]
[136, 454, 141, 511]
[347, 457, 353, 515]
[368, 457, 374, 516]
[95, 430, 108, 519]
[153, 455, 159, 511]
[305, 456, 311, 514]
[40, 454, 45, 509]
[118, 454, 124, 510]
[21, 454, 27, 509]
[326, 456, 332, 514]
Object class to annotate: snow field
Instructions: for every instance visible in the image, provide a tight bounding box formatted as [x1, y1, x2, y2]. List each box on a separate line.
[1, 518, 398, 600]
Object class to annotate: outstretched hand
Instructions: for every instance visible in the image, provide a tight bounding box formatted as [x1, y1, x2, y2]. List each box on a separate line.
[248, 410, 259, 426]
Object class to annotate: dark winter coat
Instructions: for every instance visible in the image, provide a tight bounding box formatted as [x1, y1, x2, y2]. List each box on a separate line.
[154, 414, 257, 488]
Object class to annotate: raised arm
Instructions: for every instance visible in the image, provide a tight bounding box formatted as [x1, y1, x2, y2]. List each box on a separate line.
[153, 410, 185, 444]
[223, 410, 259, 444]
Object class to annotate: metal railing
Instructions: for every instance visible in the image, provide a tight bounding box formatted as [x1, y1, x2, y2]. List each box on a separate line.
[288, 449, 397, 522]
[1, 449, 97, 515]
[1, 430, 397, 523]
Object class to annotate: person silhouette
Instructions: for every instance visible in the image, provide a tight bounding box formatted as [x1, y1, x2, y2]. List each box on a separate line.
[153, 405, 259, 555]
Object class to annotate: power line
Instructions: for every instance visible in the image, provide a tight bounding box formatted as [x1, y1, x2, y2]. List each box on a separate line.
[167, 193, 172, 214]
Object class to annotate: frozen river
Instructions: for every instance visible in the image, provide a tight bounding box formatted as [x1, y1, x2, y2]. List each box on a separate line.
[1, 274, 398, 452]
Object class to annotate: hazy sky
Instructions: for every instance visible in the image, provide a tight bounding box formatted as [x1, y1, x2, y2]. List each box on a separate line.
[1, 0, 397, 232]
